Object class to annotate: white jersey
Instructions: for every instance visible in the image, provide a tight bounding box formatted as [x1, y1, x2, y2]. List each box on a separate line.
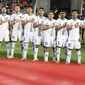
[0, 14, 10, 31]
[23, 13, 36, 34]
[43, 18, 56, 37]
[55, 18, 68, 38]
[67, 19, 82, 41]
[34, 16, 46, 36]
[10, 13, 23, 31]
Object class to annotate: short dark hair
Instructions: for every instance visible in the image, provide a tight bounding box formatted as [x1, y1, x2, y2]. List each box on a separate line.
[27, 6, 33, 9]
[48, 10, 54, 14]
[72, 9, 78, 13]
[2, 6, 7, 9]
[60, 10, 67, 13]
[15, 5, 20, 7]
[39, 7, 44, 10]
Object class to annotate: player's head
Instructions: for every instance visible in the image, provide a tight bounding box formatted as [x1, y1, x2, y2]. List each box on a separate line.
[72, 10, 78, 19]
[27, 6, 33, 14]
[15, 5, 20, 13]
[1, 7, 7, 14]
[60, 10, 67, 19]
[38, 7, 45, 16]
[48, 11, 54, 20]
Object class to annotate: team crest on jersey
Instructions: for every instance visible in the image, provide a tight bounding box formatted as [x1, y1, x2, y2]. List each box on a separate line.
[5, 17, 8, 20]
[76, 22, 79, 25]
[20, 16, 22, 19]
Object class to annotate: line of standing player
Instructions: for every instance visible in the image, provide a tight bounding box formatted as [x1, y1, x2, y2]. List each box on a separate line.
[0, 5, 84, 64]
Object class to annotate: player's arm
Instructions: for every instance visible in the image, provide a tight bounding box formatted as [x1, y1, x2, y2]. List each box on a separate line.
[55, 25, 65, 31]
[10, 19, 21, 25]
[42, 25, 54, 30]
[66, 24, 73, 30]
[79, 27, 83, 41]
[22, 19, 34, 25]
[0, 19, 8, 25]
[33, 22, 43, 28]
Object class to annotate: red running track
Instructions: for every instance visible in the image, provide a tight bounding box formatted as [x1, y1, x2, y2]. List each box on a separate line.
[0, 58, 85, 85]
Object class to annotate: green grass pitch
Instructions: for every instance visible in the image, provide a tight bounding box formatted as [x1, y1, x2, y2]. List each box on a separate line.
[0, 41, 85, 64]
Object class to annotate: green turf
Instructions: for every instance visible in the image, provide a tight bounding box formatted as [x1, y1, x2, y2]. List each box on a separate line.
[0, 41, 85, 64]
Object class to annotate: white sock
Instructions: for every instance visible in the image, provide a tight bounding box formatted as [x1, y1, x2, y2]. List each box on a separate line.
[34, 47, 38, 59]
[11, 42, 16, 56]
[23, 42, 28, 59]
[76, 50, 81, 64]
[6, 43, 10, 57]
[44, 52, 49, 61]
[56, 47, 61, 62]
[66, 49, 71, 63]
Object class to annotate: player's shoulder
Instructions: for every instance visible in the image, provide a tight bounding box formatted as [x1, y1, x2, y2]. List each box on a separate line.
[6, 14, 10, 17]
[56, 18, 61, 22]
[67, 19, 72, 22]
[31, 14, 36, 17]
[43, 18, 48, 24]
[23, 13, 28, 16]
[77, 18, 82, 22]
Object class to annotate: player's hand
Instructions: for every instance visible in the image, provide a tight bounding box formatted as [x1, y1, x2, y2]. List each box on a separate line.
[74, 22, 79, 28]
[48, 25, 54, 29]
[15, 19, 21, 23]
[62, 22, 67, 28]
[3, 19, 8, 23]
[28, 19, 34, 23]
[39, 21, 44, 26]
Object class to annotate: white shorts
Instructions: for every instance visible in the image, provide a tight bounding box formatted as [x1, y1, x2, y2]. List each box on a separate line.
[24, 32, 34, 43]
[34, 35, 42, 45]
[0, 30, 9, 42]
[11, 30, 22, 41]
[43, 35, 56, 48]
[67, 40, 81, 49]
[57, 36, 67, 48]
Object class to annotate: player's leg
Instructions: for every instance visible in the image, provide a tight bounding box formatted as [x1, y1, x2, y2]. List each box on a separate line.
[56, 47, 61, 63]
[76, 49, 81, 64]
[33, 36, 42, 61]
[4, 31, 11, 58]
[22, 42, 28, 60]
[66, 41, 73, 64]
[10, 41, 16, 58]
[18, 31, 24, 58]
[6, 42, 10, 58]
[44, 47, 49, 62]
[0, 31, 3, 48]
[63, 37, 68, 57]
[10, 31, 17, 58]
[52, 47, 56, 62]
[44, 36, 50, 62]
[21, 33, 29, 60]
[51, 38, 56, 62]
[75, 41, 81, 64]
[66, 49, 72, 64]
[56, 40, 62, 63]
[33, 45, 39, 61]
[64, 47, 67, 56]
